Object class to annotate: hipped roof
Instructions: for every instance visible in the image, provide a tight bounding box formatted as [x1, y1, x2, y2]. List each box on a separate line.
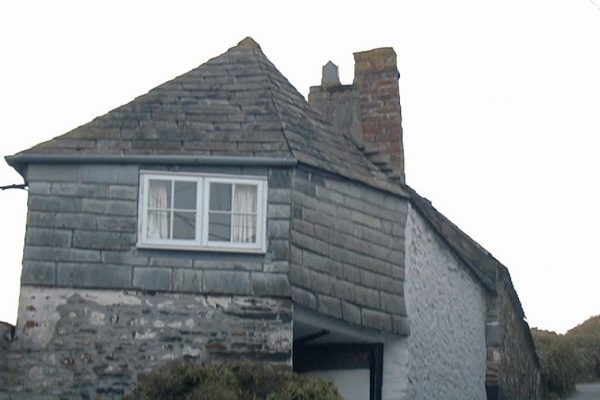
[8, 37, 404, 197]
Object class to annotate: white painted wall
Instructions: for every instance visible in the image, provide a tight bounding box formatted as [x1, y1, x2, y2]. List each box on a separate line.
[302, 339, 410, 400]
[295, 306, 410, 400]
[382, 337, 409, 400]
[404, 206, 487, 400]
[306, 369, 370, 400]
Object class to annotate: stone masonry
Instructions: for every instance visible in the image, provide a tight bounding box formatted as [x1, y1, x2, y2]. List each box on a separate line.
[309, 47, 405, 183]
[353, 48, 405, 182]
[1, 287, 291, 399]
[485, 266, 543, 400]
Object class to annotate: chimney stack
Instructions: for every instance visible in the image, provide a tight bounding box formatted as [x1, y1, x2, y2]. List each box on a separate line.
[308, 47, 405, 183]
[353, 47, 404, 182]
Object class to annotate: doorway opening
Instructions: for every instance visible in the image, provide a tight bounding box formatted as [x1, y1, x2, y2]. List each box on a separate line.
[293, 308, 384, 400]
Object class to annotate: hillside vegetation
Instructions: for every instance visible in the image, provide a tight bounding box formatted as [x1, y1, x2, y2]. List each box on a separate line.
[566, 315, 600, 382]
[532, 315, 600, 399]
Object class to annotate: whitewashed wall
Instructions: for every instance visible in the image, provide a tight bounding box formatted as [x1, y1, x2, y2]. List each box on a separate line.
[404, 206, 487, 400]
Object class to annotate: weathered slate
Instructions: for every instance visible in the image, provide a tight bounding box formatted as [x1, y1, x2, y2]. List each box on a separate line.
[8, 38, 408, 199]
[290, 166, 409, 335]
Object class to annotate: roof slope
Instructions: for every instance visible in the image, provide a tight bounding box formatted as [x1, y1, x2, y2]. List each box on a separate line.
[407, 187, 498, 290]
[12, 37, 395, 192]
[18, 38, 293, 159]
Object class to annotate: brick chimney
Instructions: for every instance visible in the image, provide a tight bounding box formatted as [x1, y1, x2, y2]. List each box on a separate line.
[308, 47, 405, 183]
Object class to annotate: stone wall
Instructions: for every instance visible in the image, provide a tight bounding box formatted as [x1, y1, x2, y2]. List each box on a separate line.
[21, 164, 291, 297]
[485, 267, 542, 400]
[1, 163, 295, 398]
[308, 84, 363, 148]
[404, 205, 487, 400]
[0, 322, 14, 353]
[289, 166, 409, 335]
[308, 48, 405, 182]
[1, 287, 291, 399]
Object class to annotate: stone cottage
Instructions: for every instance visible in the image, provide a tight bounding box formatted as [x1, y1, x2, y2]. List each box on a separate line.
[1, 37, 541, 399]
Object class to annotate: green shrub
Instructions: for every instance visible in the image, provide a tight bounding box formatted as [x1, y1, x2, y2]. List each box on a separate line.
[532, 329, 577, 398]
[126, 360, 342, 400]
[566, 315, 600, 382]
[267, 374, 343, 400]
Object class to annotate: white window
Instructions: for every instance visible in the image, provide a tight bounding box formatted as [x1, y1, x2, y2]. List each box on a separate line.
[138, 172, 267, 252]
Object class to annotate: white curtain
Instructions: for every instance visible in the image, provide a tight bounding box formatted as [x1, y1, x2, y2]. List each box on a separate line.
[147, 180, 169, 239]
[232, 184, 257, 243]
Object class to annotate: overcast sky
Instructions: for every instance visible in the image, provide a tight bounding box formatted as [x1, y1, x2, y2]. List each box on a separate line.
[1, 0, 599, 334]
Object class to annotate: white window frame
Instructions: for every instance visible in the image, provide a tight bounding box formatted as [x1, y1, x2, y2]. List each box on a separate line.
[138, 171, 267, 253]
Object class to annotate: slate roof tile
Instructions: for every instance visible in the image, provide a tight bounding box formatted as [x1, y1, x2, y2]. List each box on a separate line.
[12, 37, 407, 196]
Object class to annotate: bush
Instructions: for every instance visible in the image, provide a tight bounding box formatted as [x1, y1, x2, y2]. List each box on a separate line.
[566, 315, 600, 382]
[532, 329, 577, 398]
[126, 360, 342, 400]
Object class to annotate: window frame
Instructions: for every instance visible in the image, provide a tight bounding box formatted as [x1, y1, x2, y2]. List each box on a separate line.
[138, 171, 267, 253]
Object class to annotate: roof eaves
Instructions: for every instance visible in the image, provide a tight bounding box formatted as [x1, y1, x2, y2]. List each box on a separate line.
[295, 160, 411, 200]
[406, 186, 498, 291]
[5, 153, 298, 179]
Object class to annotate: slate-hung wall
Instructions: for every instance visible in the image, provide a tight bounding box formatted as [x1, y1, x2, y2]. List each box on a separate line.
[7, 163, 295, 398]
[22, 164, 292, 296]
[289, 166, 410, 335]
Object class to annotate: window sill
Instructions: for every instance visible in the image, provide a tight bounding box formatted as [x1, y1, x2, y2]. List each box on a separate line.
[136, 241, 267, 254]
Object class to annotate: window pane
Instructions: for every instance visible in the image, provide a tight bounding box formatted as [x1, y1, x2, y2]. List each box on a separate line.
[174, 181, 197, 210]
[232, 214, 256, 243]
[173, 211, 196, 240]
[148, 180, 171, 209]
[208, 212, 231, 241]
[233, 184, 257, 213]
[147, 211, 170, 239]
[209, 183, 232, 211]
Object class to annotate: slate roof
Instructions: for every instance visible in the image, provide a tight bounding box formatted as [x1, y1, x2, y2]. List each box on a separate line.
[407, 186, 533, 332]
[10, 37, 403, 196]
[407, 188, 499, 290]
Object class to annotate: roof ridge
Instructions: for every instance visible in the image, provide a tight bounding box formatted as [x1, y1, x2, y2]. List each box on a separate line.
[253, 47, 298, 161]
[233, 36, 262, 51]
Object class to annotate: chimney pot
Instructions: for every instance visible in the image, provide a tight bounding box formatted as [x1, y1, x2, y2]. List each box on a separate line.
[322, 61, 341, 86]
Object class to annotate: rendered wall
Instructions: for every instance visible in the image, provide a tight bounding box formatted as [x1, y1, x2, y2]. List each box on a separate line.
[382, 337, 409, 400]
[404, 206, 487, 400]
